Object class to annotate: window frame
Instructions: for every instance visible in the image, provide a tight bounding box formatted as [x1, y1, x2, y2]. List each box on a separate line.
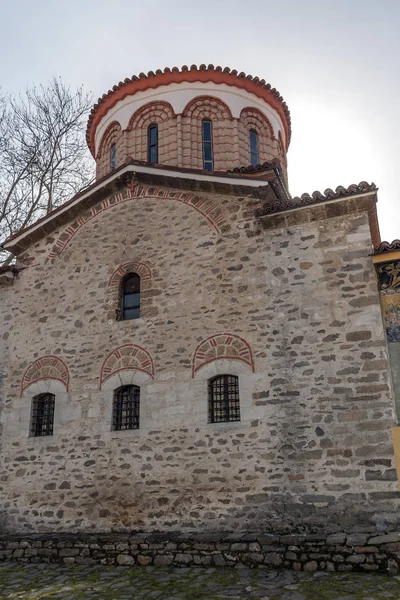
[147, 123, 158, 163]
[119, 272, 141, 321]
[30, 393, 55, 437]
[249, 129, 259, 166]
[112, 385, 140, 431]
[202, 119, 214, 171]
[208, 374, 240, 423]
[110, 143, 117, 170]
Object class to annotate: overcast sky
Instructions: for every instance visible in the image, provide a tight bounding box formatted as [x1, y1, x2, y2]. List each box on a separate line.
[1, 0, 399, 241]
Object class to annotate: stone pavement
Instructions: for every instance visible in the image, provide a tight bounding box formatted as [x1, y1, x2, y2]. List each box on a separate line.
[0, 563, 400, 599]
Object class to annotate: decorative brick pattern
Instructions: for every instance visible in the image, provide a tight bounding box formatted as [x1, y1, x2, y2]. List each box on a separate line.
[96, 121, 123, 179]
[48, 185, 225, 260]
[108, 262, 152, 288]
[126, 101, 177, 166]
[239, 108, 276, 162]
[100, 344, 155, 389]
[182, 96, 235, 171]
[20, 356, 69, 397]
[192, 333, 255, 377]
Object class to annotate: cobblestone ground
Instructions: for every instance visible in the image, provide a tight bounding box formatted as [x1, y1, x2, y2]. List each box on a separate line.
[0, 563, 400, 599]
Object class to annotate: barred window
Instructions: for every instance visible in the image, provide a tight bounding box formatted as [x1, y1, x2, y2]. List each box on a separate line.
[120, 273, 140, 320]
[202, 120, 214, 171]
[148, 123, 158, 163]
[250, 130, 259, 166]
[113, 385, 140, 430]
[30, 393, 55, 437]
[110, 144, 117, 170]
[208, 375, 240, 423]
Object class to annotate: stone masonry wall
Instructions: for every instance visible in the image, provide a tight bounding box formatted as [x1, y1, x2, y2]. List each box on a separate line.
[0, 182, 398, 534]
[2, 531, 400, 574]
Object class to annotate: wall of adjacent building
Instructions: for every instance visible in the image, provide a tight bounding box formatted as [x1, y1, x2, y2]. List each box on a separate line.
[0, 183, 398, 534]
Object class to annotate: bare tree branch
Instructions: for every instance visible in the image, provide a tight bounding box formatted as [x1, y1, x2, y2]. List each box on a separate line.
[0, 78, 95, 263]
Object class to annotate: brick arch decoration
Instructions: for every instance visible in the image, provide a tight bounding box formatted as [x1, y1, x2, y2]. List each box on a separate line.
[126, 101, 177, 164]
[48, 184, 226, 260]
[182, 95, 233, 120]
[192, 333, 255, 378]
[100, 344, 155, 389]
[127, 101, 175, 131]
[20, 356, 70, 397]
[278, 131, 287, 168]
[96, 121, 123, 178]
[108, 261, 152, 288]
[239, 107, 274, 139]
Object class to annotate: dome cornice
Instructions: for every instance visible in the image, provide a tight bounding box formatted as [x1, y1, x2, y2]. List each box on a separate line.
[86, 64, 291, 157]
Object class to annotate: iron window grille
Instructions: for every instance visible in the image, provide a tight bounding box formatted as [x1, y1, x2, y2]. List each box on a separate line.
[30, 393, 55, 437]
[208, 374, 240, 423]
[119, 273, 140, 320]
[148, 123, 158, 163]
[110, 144, 117, 170]
[113, 385, 140, 430]
[202, 120, 214, 171]
[250, 130, 259, 166]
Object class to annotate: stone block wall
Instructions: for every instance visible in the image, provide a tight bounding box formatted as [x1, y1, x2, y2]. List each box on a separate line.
[0, 182, 398, 534]
[1, 531, 400, 573]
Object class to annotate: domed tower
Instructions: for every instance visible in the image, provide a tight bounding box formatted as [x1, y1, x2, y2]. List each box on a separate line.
[87, 65, 291, 186]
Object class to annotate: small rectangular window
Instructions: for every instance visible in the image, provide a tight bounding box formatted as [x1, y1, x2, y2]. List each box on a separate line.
[113, 385, 140, 430]
[250, 130, 259, 166]
[208, 375, 240, 423]
[148, 124, 158, 163]
[30, 394, 55, 436]
[202, 120, 214, 171]
[110, 144, 117, 170]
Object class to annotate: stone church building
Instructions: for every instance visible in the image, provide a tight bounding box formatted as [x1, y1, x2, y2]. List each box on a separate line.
[1, 65, 400, 535]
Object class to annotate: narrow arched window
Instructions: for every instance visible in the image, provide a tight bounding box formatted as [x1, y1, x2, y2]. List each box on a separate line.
[202, 120, 214, 171]
[147, 123, 158, 163]
[30, 393, 55, 436]
[208, 375, 240, 423]
[110, 144, 117, 170]
[120, 273, 140, 320]
[250, 130, 259, 166]
[113, 385, 140, 430]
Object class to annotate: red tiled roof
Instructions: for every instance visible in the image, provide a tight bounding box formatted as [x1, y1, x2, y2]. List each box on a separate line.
[86, 64, 292, 157]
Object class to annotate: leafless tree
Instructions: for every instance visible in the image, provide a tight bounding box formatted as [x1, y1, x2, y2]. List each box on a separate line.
[0, 78, 94, 264]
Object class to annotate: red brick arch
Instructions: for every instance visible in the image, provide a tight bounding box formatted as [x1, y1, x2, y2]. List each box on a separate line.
[240, 107, 274, 139]
[100, 344, 155, 389]
[48, 185, 225, 260]
[96, 121, 122, 159]
[20, 356, 70, 397]
[192, 333, 254, 377]
[183, 95, 233, 120]
[108, 262, 152, 288]
[127, 101, 175, 131]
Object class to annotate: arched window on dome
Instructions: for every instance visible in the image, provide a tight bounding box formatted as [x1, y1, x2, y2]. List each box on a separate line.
[202, 120, 214, 171]
[147, 123, 158, 163]
[249, 130, 259, 166]
[110, 144, 117, 170]
[119, 273, 141, 321]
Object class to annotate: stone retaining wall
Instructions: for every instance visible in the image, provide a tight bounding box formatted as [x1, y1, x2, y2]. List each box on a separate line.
[1, 531, 400, 573]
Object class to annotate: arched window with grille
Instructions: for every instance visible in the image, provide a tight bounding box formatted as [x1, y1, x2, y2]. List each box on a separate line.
[249, 130, 259, 166]
[119, 273, 140, 320]
[147, 123, 158, 163]
[113, 385, 140, 430]
[30, 393, 55, 436]
[110, 143, 117, 170]
[208, 374, 240, 423]
[202, 120, 214, 171]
